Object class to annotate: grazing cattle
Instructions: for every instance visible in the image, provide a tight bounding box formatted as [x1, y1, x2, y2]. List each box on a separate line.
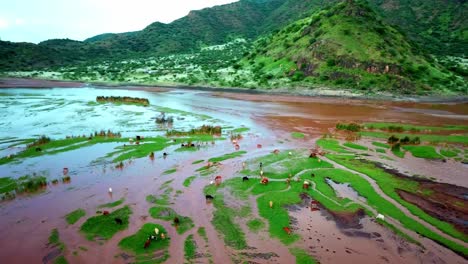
[114, 218, 123, 225]
[150, 235, 156, 240]
[129, 138, 134, 142]
[288, 151, 292, 156]
[35, 147, 42, 152]
[309, 153, 316, 158]
[303, 181, 310, 190]
[242, 176, 249, 182]
[257, 144, 262, 148]
[136, 136, 141, 141]
[311, 201, 320, 211]
[160, 233, 166, 239]
[310, 173, 315, 178]
[174, 217, 180, 225]
[149, 152, 154, 159]
[215, 176, 222, 185]
[285, 178, 291, 185]
[259, 162, 263, 169]
[205, 195, 214, 200]
[190, 143, 195, 147]
[154, 228, 159, 235]
[283, 227, 292, 235]
[261, 177, 269, 185]
[144, 238, 151, 249]
[163, 152, 168, 158]
[269, 201, 273, 208]
[136, 141, 140, 145]
[103, 211, 110, 216]
[376, 214, 385, 221]
[273, 149, 279, 154]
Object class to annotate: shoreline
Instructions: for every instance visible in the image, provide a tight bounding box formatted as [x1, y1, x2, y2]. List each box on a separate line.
[1, 77, 467, 104]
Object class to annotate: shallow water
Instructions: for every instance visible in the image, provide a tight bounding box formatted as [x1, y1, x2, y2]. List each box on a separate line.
[0, 86, 467, 263]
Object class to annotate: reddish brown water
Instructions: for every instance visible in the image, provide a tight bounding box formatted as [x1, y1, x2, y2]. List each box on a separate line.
[0, 88, 467, 263]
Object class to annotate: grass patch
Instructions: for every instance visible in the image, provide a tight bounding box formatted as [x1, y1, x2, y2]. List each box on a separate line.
[80, 206, 131, 240]
[54, 256, 69, 264]
[376, 148, 386, 153]
[246, 218, 265, 232]
[316, 139, 350, 153]
[98, 198, 125, 208]
[197, 227, 208, 243]
[163, 168, 177, 175]
[231, 127, 250, 133]
[208, 151, 247, 163]
[391, 147, 405, 158]
[440, 148, 458, 158]
[192, 159, 204, 164]
[291, 132, 305, 139]
[183, 176, 196, 187]
[118, 223, 169, 263]
[65, 209, 86, 225]
[372, 142, 390, 148]
[343, 142, 368, 151]
[149, 207, 194, 234]
[402, 145, 443, 159]
[184, 234, 196, 260]
[363, 122, 468, 132]
[289, 248, 317, 264]
[360, 131, 468, 144]
[326, 155, 468, 254]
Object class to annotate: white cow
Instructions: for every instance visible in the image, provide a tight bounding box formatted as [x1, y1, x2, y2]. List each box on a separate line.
[376, 214, 385, 221]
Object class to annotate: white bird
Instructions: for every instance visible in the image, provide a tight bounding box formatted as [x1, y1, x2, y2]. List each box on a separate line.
[260, 170, 264, 176]
[108, 187, 113, 193]
[288, 151, 292, 156]
[210, 180, 214, 185]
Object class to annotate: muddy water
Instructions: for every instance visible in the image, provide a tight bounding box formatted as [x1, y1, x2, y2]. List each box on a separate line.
[0, 87, 467, 263]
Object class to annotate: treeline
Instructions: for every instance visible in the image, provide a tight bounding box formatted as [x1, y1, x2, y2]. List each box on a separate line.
[96, 96, 149, 106]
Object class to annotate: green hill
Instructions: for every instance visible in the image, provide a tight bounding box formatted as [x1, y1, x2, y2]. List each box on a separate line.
[242, 0, 465, 94]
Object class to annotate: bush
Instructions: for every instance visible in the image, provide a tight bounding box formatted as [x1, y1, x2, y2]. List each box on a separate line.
[387, 135, 399, 144]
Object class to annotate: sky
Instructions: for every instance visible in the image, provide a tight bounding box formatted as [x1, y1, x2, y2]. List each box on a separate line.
[0, 0, 238, 43]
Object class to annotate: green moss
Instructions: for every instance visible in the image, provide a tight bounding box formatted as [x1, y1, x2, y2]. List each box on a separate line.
[291, 132, 305, 139]
[246, 218, 265, 232]
[289, 248, 317, 264]
[183, 176, 196, 187]
[402, 145, 443, 159]
[118, 223, 169, 263]
[184, 234, 196, 260]
[208, 151, 247, 163]
[65, 209, 86, 225]
[343, 142, 368, 151]
[98, 198, 125, 208]
[80, 206, 132, 240]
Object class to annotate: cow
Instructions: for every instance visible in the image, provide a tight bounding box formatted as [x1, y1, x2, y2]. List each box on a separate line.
[205, 195, 214, 200]
[114, 218, 123, 225]
[242, 176, 249, 182]
[261, 177, 269, 185]
[174, 217, 180, 225]
[103, 211, 110, 216]
[283, 227, 292, 235]
[144, 238, 151, 249]
[376, 214, 385, 221]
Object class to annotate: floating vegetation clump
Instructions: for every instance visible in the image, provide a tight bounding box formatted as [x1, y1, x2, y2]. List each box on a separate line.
[96, 96, 149, 106]
[166, 125, 222, 136]
[27, 135, 51, 148]
[155, 112, 174, 124]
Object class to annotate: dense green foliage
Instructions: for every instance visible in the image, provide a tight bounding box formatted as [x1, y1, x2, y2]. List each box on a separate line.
[65, 209, 86, 225]
[80, 206, 132, 240]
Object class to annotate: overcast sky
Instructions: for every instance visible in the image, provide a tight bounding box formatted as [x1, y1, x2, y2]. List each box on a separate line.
[0, 0, 238, 43]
